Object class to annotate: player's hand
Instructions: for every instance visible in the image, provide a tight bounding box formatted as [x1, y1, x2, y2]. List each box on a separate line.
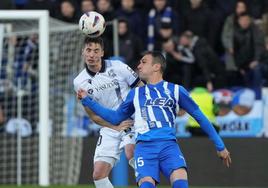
[114, 119, 133, 132]
[217, 148, 232, 168]
[77, 89, 87, 100]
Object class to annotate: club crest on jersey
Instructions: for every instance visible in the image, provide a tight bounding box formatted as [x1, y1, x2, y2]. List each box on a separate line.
[87, 89, 93, 95]
[108, 69, 116, 78]
[111, 79, 119, 87]
[164, 89, 171, 95]
[145, 98, 174, 107]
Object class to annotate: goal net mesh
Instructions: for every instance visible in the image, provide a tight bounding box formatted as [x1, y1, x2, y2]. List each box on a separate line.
[0, 17, 84, 185]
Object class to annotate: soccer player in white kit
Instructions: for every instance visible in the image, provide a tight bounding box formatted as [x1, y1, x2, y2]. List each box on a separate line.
[73, 37, 143, 188]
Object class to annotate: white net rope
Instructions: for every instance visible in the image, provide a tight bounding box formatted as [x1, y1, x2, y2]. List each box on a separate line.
[0, 18, 84, 184]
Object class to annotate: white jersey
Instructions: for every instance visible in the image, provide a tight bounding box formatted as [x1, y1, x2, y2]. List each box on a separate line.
[73, 59, 139, 132]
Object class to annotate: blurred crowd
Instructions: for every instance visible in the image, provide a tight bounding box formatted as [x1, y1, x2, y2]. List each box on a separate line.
[1, 0, 268, 96]
[1, 0, 268, 137]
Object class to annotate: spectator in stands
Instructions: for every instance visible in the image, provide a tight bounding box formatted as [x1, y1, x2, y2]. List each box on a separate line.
[222, 0, 248, 72]
[96, 0, 115, 22]
[233, 12, 265, 99]
[176, 35, 196, 89]
[117, 18, 143, 70]
[12, 36, 29, 88]
[115, 0, 145, 42]
[80, 0, 95, 13]
[96, 0, 115, 57]
[55, 0, 80, 23]
[179, 31, 226, 91]
[182, 0, 212, 44]
[25, 0, 56, 17]
[147, 0, 178, 50]
[162, 37, 195, 88]
[154, 20, 174, 50]
[23, 34, 39, 91]
[162, 38, 182, 85]
[10, 35, 39, 125]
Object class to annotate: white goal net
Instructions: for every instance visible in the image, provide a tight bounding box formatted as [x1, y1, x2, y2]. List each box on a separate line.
[0, 11, 85, 185]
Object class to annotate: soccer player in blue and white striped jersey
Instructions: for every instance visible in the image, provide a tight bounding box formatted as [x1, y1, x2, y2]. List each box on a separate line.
[77, 51, 231, 188]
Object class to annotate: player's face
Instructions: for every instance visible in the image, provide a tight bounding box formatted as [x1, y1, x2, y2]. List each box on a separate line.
[137, 54, 155, 81]
[82, 42, 104, 67]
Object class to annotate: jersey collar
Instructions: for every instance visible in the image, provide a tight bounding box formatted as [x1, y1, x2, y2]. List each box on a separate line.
[147, 80, 164, 88]
[85, 60, 106, 76]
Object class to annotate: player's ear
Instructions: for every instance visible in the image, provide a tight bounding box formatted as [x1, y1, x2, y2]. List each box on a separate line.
[101, 49, 104, 57]
[154, 63, 161, 72]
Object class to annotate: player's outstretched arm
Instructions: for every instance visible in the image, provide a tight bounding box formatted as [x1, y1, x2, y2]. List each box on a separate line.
[179, 86, 232, 167]
[178, 86, 232, 164]
[178, 86, 225, 150]
[83, 107, 133, 132]
[77, 89, 134, 125]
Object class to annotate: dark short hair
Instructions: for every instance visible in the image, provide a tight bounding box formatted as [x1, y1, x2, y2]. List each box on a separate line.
[142, 51, 166, 73]
[84, 37, 104, 49]
[118, 17, 129, 25]
[181, 30, 194, 39]
[238, 11, 251, 18]
[160, 21, 172, 29]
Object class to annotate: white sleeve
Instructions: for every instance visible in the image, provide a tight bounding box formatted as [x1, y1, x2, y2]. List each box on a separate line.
[118, 62, 140, 88]
[73, 78, 79, 92]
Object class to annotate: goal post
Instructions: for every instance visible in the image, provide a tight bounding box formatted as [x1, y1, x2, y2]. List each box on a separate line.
[0, 10, 121, 187]
[0, 10, 49, 186]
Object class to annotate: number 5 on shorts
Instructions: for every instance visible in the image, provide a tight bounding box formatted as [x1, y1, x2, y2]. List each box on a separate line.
[136, 157, 144, 167]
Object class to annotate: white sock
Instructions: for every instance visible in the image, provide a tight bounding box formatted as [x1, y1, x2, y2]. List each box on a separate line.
[94, 177, 114, 188]
[128, 157, 135, 169]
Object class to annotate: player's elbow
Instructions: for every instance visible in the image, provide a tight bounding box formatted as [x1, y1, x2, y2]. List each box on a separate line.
[106, 118, 121, 126]
[89, 115, 102, 124]
[90, 114, 120, 126]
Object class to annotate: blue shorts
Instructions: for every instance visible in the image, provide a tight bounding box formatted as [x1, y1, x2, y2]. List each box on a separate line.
[134, 140, 187, 183]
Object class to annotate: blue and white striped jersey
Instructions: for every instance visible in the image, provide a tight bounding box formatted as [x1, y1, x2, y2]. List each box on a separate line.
[81, 80, 225, 151]
[131, 81, 180, 141]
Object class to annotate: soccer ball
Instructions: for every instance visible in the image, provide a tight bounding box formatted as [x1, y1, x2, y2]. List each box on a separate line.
[79, 11, 106, 38]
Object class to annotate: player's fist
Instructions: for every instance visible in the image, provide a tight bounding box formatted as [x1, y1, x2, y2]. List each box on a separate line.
[77, 89, 88, 100]
[217, 148, 232, 168]
[112, 119, 133, 132]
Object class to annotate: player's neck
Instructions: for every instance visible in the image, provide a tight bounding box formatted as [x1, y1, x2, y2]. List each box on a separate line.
[147, 75, 163, 85]
[86, 63, 102, 73]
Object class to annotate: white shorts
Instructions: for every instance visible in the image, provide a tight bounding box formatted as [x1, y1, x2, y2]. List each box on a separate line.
[93, 127, 135, 167]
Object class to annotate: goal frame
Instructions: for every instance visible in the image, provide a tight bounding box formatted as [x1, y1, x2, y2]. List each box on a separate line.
[0, 10, 49, 186]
